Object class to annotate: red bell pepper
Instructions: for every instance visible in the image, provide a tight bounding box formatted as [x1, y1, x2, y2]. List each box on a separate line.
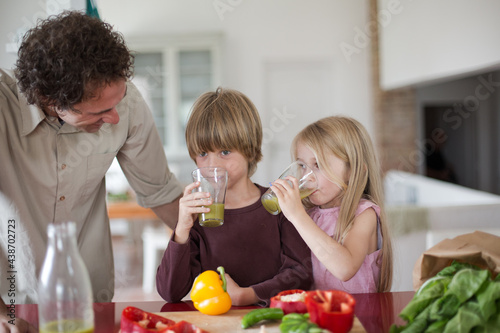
[120, 306, 208, 333]
[121, 306, 175, 332]
[270, 289, 308, 314]
[304, 290, 356, 333]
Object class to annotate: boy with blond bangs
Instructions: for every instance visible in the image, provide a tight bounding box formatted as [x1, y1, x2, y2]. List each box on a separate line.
[156, 87, 312, 306]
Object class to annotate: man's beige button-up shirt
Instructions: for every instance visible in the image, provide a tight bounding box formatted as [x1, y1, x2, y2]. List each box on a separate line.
[0, 69, 183, 303]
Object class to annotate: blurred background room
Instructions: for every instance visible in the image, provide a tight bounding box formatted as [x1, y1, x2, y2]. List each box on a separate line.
[2, 0, 500, 299]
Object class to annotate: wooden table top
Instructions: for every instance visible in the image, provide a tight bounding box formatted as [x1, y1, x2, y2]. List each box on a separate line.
[14, 291, 414, 333]
[107, 200, 158, 220]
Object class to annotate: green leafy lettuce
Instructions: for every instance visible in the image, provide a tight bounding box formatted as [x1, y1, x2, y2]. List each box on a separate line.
[390, 261, 500, 333]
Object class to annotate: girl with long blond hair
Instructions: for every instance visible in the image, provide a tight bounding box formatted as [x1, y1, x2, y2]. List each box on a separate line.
[271, 116, 393, 293]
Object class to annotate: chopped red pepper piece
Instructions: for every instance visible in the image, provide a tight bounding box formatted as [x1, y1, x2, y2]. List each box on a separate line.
[120, 306, 208, 333]
[121, 306, 175, 332]
[270, 289, 308, 314]
[304, 290, 356, 333]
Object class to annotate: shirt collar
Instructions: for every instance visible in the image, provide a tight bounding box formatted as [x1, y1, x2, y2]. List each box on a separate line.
[19, 92, 46, 136]
[19, 92, 82, 135]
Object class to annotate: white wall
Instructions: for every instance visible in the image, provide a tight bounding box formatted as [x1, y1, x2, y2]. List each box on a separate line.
[378, 0, 500, 90]
[0, 0, 86, 69]
[0, 0, 42, 69]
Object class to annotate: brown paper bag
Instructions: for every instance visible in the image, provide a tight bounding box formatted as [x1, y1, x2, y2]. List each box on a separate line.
[412, 230, 500, 290]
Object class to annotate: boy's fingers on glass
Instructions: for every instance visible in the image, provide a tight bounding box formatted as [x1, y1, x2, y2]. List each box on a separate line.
[197, 192, 211, 199]
[191, 195, 211, 203]
[202, 199, 212, 206]
[185, 181, 201, 193]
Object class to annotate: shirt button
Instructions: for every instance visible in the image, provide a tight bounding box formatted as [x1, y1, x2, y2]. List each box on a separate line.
[61, 164, 67, 170]
[59, 196, 66, 201]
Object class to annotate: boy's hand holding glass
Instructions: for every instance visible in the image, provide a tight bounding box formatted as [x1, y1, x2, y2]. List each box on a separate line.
[175, 182, 213, 243]
[262, 161, 317, 215]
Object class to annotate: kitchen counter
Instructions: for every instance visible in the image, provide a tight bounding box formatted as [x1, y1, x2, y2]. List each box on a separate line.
[384, 170, 500, 292]
[13, 291, 413, 333]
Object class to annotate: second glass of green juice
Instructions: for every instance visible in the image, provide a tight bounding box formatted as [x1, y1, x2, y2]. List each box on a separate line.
[192, 167, 228, 227]
[261, 161, 317, 215]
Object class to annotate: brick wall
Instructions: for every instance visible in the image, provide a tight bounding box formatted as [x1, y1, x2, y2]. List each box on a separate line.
[370, 0, 418, 175]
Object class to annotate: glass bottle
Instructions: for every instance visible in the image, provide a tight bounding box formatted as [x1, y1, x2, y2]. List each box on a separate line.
[38, 222, 94, 333]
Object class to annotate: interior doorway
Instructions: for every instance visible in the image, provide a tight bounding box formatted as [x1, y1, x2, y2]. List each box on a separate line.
[423, 104, 477, 189]
[417, 70, 500, 195]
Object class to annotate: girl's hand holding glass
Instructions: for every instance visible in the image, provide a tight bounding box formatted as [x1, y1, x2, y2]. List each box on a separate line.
[262, 161, 317, 215]
[271, 176, 309, 222]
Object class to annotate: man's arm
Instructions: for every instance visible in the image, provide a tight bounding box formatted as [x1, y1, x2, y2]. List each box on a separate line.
[151, 195, 181, 230]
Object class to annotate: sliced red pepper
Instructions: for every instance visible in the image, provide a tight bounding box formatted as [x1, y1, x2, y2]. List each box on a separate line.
[270, 289, 308, 314]
[304, 290, 356, 333]
[121, 306, 175, 332]
[121, 307, 209, 333]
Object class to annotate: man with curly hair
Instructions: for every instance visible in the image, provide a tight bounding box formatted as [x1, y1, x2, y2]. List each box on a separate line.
[0, 11, 183, 329]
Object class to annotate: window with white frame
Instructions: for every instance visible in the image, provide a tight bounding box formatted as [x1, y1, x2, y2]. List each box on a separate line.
[127, 34, 222, 183]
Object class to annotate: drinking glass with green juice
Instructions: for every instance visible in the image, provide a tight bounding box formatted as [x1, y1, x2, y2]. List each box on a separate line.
[191, 167, 228, 227]
[261, 161, 317, 215]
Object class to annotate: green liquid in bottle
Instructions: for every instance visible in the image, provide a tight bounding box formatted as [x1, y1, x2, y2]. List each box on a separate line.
[39, 319, 94, 333]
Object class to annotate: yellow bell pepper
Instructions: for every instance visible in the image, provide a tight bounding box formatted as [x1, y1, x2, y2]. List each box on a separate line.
[190, 266, 232, 315]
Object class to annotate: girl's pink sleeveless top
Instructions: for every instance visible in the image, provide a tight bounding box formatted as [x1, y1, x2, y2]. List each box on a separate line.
[308, 199, 382, 293]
